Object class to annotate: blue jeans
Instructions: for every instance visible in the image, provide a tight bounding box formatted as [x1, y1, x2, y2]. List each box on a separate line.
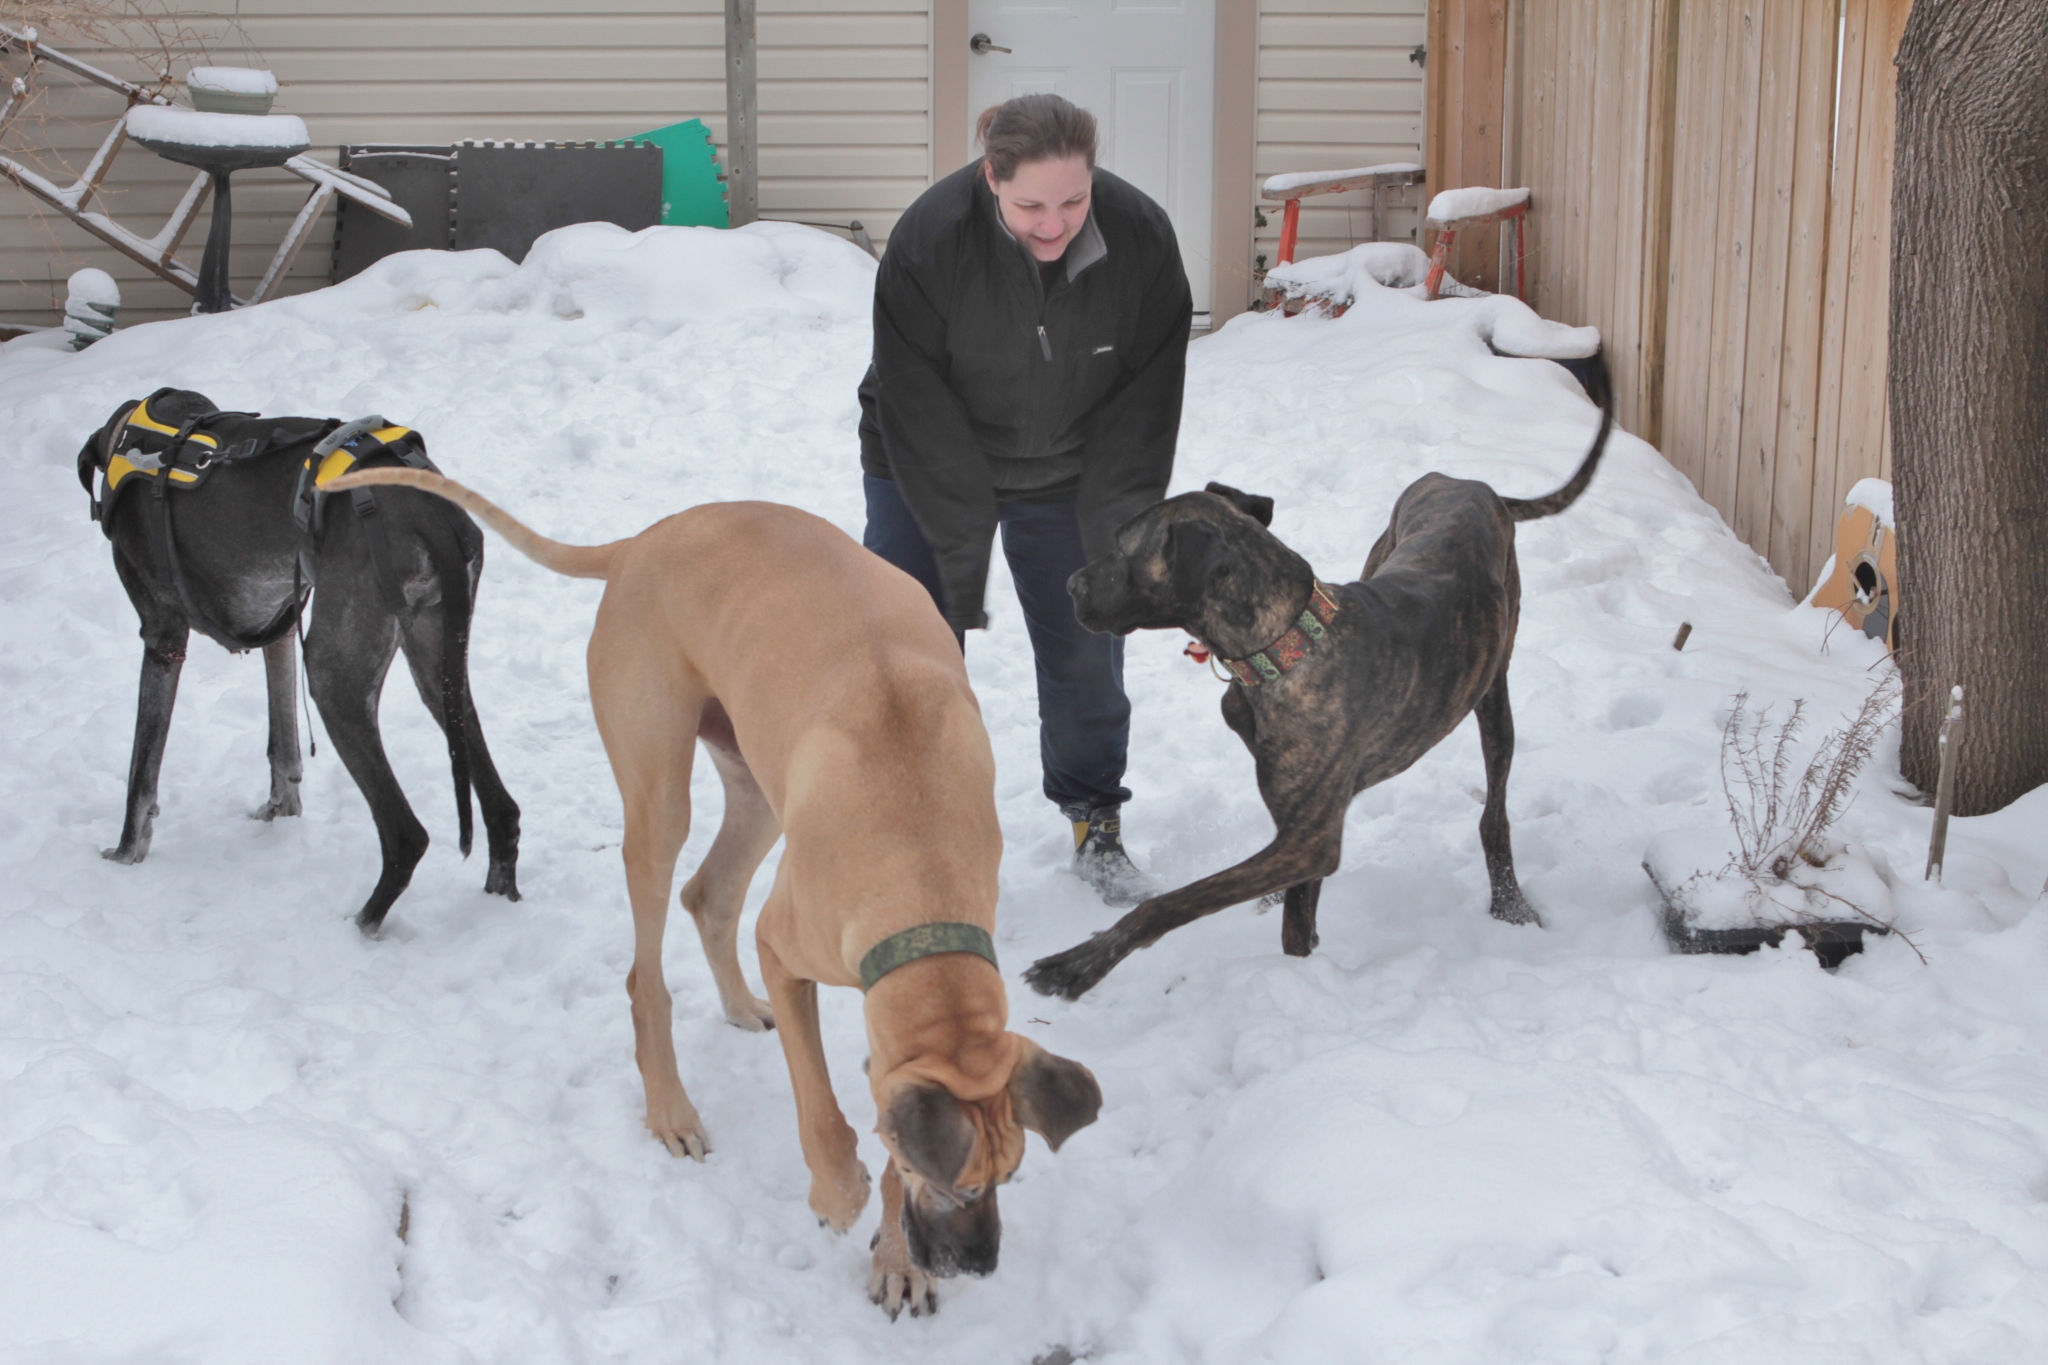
[862, 474, 1132, 814]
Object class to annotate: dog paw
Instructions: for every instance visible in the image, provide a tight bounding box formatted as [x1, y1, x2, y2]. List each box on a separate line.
[723, 996, 776, 1033]
[100, 841, 150, 865]
[484, 860, 521, 901]
[1490, 891, 1544, 927]
[647, 1101, 712, 1161]
[869, 1253, 938, 1321]
[662, 1130, 709, 1161]
[1024, 935, 1120, 1000]
[248, 789, 302, 822]
[809, 1159, 872, 1232]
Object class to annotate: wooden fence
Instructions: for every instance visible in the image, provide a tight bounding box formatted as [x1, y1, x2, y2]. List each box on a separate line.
[1427, 0, 1911, 596]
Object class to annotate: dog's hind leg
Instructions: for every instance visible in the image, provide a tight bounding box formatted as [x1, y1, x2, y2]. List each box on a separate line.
[104, 552, 189, 865]
[251, 637, 303, 821]
[591, 623, 711, 1159]
[305, 604, 429, 934]
[398, 609, 521, 901]
[1476, 671, 1541, 927]
[681, 711, 780, 1033]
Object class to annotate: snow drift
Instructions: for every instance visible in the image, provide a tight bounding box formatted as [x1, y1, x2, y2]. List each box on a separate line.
[3, 223, 2045, 1364]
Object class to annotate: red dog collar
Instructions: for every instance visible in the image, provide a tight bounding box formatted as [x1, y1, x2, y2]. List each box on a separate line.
[1217, 582, 1343, 687]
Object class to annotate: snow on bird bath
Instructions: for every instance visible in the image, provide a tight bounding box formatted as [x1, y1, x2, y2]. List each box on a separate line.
[125, 105, 309, 150]
[185, 66, 280, 97]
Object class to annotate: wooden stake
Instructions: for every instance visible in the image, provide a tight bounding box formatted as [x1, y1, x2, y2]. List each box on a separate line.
[1925, 684, 1964, 882]
[724, 0, 758, 227]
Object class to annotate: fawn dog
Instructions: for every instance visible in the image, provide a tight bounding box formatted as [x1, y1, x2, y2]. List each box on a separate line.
[324, 468, 1100, 1317]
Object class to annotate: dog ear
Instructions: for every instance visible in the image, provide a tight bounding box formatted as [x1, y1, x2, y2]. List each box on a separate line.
[881, 1082, 977, 1187]
[1165, 520, 1217, 603]
[1204, 482, 1275, 527]
[77, 400, 139, 495]
[1008, 1039, 1102, 1153]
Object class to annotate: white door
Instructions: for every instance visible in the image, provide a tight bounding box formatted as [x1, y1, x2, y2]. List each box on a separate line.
[966, 0, 1215, 315]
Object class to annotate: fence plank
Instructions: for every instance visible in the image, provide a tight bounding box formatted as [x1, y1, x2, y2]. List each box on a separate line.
[1766, 0, 1837, 589]
[1520, 0, 1555, 316]
[1588, 1, 1626, 421]
[1836, 0, 1908, 518]
[1701, 0, 1763, 526]
[1734, 0, 1802, 560]
[1812, 0, 1873, 577]
[1605, 0, 1651, 433]
[1660, 0, 1729, 494]
[1637, 0, 1681, 449]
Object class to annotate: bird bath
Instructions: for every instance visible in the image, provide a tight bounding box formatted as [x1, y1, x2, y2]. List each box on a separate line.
[125, 106, 311, 313]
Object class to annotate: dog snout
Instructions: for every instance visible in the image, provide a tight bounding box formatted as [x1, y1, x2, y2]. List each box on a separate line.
[1068, 557, 1126, 633]
[903, 1187, 1002, 1279]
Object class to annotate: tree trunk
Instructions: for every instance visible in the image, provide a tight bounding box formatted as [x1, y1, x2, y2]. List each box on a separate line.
[1889, 0, 2048, 815]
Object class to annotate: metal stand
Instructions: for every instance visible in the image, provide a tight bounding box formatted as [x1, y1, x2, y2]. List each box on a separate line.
[1424, 194, 1530, 302]
[1, 23, 410, 308]
[1265, 165, 1427, 268]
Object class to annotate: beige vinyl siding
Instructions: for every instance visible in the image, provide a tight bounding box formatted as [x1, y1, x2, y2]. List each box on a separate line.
[2, 1, 932, 326]
[1253, 0, 1427, 273]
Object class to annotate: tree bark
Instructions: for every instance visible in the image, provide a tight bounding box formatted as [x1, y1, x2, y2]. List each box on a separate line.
[1889, 0, 2048, 815]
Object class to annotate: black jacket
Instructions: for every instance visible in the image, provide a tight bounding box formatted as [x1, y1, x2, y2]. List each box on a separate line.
[859, 162, 1192, 630]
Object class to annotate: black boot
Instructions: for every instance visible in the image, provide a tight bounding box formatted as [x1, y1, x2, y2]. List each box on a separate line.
[1064, 804, 1160, 908]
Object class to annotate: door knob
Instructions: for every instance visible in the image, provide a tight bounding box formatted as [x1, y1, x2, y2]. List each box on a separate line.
[970, 33, 1012, 55]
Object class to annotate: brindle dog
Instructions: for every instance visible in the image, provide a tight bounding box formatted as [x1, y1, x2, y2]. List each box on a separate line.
[1026, 356, 1614, 1000]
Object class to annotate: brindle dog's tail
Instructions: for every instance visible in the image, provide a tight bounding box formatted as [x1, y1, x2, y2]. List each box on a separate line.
[1500, 350, 1615, 523]
[322, 468, 620, 580]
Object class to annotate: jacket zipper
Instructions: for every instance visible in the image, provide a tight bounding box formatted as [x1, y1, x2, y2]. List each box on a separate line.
[1037, 324, 1052, 361]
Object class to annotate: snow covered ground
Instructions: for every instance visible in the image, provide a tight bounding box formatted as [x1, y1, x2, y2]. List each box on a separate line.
[3, 223, 2045, 1365]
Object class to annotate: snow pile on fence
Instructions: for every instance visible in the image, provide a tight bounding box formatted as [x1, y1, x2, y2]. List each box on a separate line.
[1261, 162, 1422, 197]
[3, 221, 2045, 1365]
[1427, 185, 1532, 222]
[1264, 241, 1599, 358]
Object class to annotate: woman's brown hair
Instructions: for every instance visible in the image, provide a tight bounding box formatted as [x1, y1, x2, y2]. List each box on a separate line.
[976, 93, 1098, 183]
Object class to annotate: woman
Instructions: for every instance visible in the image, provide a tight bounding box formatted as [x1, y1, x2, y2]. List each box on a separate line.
[857, 93, 1191, 906]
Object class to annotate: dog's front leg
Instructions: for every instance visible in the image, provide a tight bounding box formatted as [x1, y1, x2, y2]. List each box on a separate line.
[1026, 801, 1348, 1000]
[759, 937, 870, 1230]
[1280, 879, 1323, 956]
[867, 1164, 936, 1319]
[250, 637, 303, 821]
[105, 631, 190, 865]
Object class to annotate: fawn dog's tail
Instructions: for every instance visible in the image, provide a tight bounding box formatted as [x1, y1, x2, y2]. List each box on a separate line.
[320, 468, 620, 580]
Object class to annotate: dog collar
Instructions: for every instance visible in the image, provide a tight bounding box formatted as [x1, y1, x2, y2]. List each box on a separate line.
[859, 922, 999, 991]
[1217, 581, 1343, 688]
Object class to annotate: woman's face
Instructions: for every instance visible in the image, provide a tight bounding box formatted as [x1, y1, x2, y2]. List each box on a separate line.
[985, 154, 1093, 262]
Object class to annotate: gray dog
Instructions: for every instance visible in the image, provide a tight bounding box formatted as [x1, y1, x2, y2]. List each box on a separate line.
[1026, 356, 1614, 1000]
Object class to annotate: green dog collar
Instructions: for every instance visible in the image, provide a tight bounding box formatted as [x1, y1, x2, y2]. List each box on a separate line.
[859, 922, 999, 991]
